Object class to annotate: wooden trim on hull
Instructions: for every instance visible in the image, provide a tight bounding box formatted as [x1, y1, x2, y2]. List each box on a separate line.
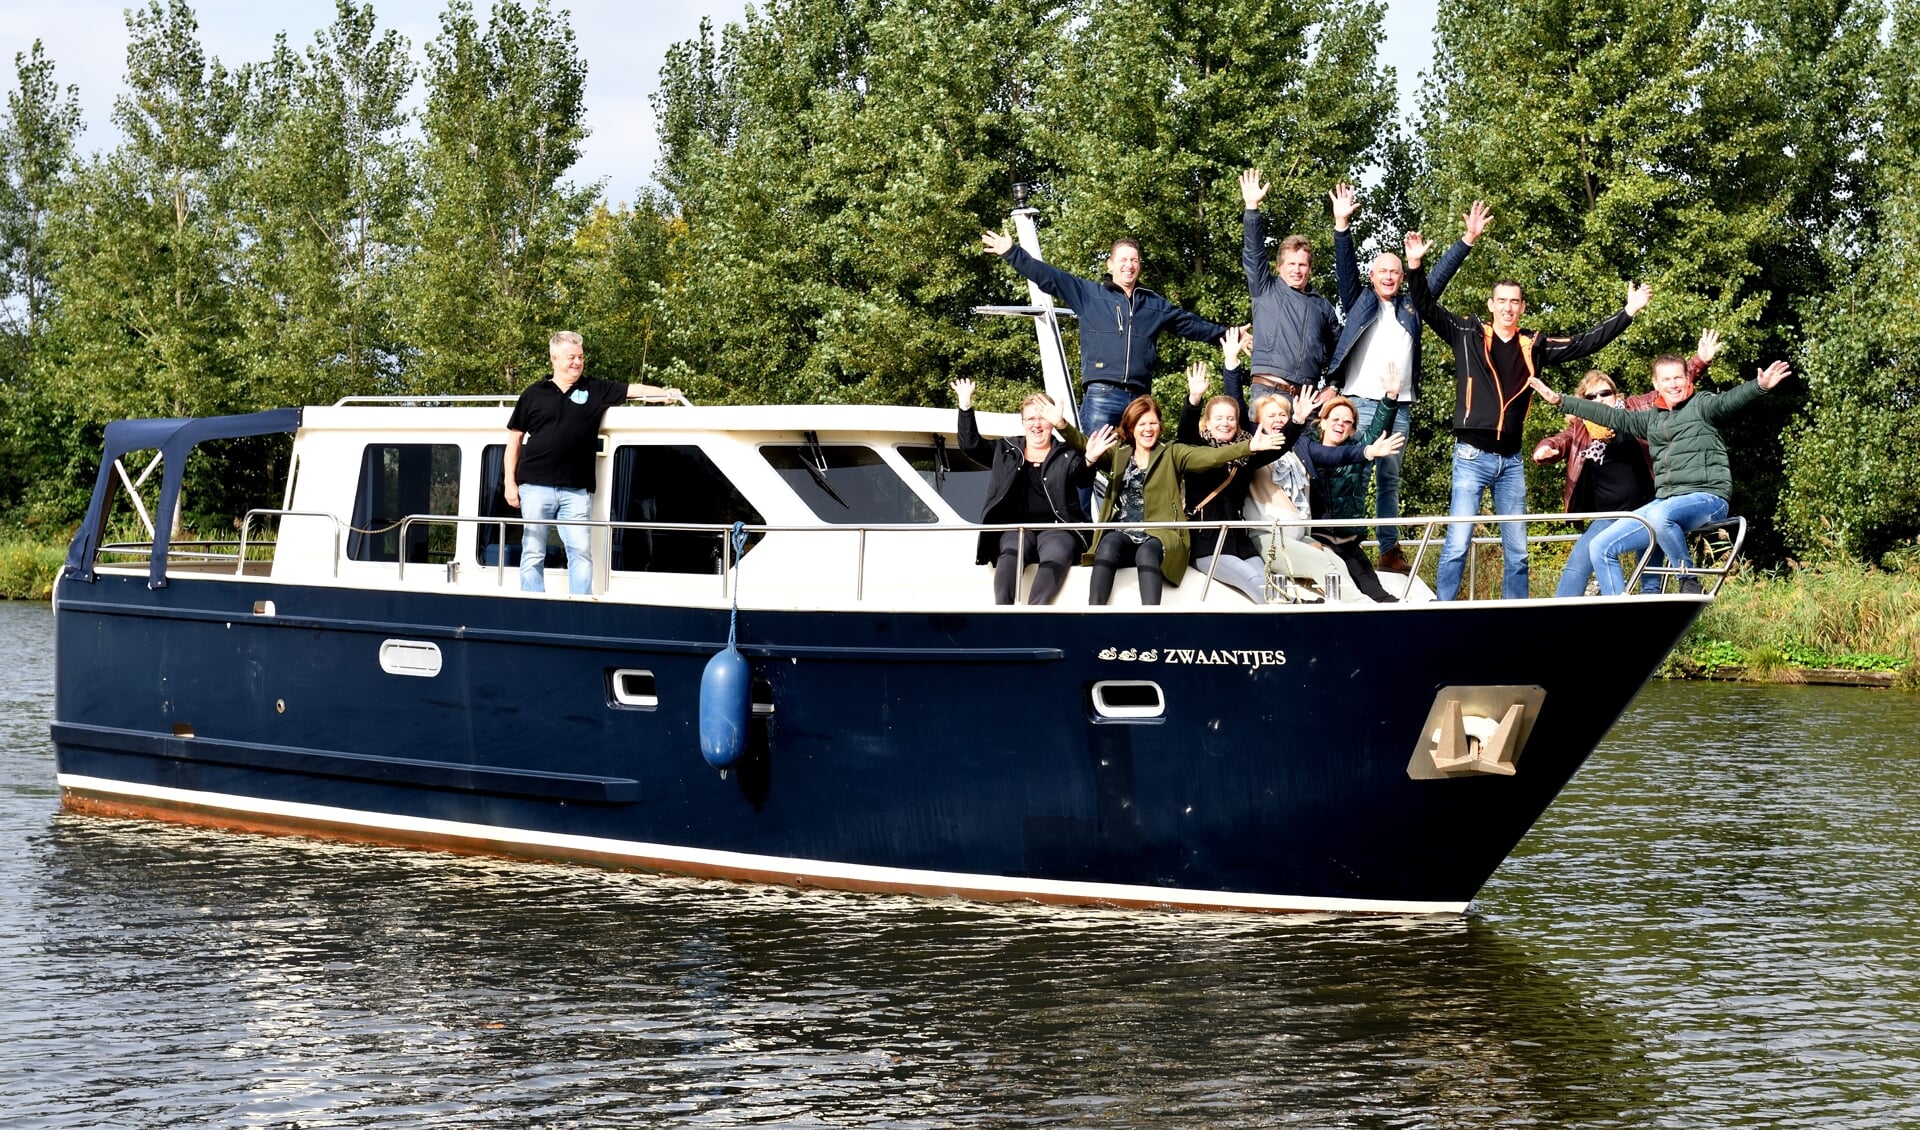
[58, 776, 1469, 917]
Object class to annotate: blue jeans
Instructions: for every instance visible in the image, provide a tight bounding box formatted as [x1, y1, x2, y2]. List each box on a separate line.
[1350, 396, 1410, 551]
[1078, 382, 1138, 516]
[1589, 493, 1727, 596]
[1556, 518, 1665, 597]
[1436, 443, 1528, 601]
[519, 483, 593, 594]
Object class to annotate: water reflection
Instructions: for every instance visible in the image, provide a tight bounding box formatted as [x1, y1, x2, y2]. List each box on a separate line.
[11, 811, 1658, 1126]
[5, 599, 1920, 1126]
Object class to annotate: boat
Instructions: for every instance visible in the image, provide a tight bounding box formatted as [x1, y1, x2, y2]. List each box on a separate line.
[47, 211, 1738, 916]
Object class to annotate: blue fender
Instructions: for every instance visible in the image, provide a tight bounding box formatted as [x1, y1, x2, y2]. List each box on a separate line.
[699, 646, 751, 771]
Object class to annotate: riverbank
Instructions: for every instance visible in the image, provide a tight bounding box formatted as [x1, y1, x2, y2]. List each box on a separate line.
[1664, 560, 1920, 689]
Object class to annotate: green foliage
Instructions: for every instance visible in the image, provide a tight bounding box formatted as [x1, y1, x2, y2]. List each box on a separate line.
[229, 1, 414, 405]
[653, 0, 1059, 405]
[1779, 0, 1920, 561]
[396, 0, 593, 394]
[1407, 0, 1883, 557]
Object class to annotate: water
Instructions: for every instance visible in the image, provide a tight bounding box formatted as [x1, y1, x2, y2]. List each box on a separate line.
[3, 598, 1918, 1127]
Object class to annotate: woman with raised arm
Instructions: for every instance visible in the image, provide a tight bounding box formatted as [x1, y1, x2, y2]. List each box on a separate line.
[1531, 345, 1791, 595]
[954, 379, 1105, 605]
[1081, 388, 1281, 606]
[1178, 327, 1287, 602]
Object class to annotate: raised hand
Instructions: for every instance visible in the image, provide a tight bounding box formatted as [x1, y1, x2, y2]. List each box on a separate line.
[951, 377, 975, 409]
[1223, 324, 1251, 369]
[1364, 431, 1407, 460]
[1462, 199, 1493, 245]
[1248, 427, 1283, 452]
[1696, 327, 1721, 365]
[1186, 360, 1211, 405]
[1404, 230, 1430, 269]
[1084, 425, 1120, 465]
[1382, 361, 1404, 401]
[1527, 375, 1563, 406]
[1756, 360, 1793, 390]
[1329, 182, 1358, 229]
[1240, 168, 1268, 211]
[980, 230, 1013, 256]
[1625, 281, 1652, 317]
[1037, 394, 1065, 429]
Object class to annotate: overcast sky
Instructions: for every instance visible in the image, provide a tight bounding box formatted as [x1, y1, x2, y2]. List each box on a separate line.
[0, 0, 1438, 207]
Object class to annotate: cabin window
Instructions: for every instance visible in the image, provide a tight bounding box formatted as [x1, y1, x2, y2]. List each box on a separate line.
[608, 445, 765, 574]
[348, 444, 461, 563]
[898, 441, 993, 521]
[475, 444, 549, 569]
[760, 444, 936, 524]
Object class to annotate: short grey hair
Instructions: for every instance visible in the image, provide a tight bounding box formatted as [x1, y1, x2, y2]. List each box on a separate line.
[549, 330, 584, 349]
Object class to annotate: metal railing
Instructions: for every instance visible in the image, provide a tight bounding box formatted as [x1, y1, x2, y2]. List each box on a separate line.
[98, 507, 1748, 605]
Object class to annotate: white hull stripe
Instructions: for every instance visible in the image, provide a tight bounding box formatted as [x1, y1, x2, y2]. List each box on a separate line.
[56, 774, 1469, 916]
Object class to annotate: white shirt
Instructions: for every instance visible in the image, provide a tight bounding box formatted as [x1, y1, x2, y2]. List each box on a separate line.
[1339, 304, 1416, 403]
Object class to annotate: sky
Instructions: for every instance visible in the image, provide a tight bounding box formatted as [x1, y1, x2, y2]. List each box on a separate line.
[0, 0, 1439, 207]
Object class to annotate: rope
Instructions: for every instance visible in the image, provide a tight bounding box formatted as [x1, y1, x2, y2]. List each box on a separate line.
[727, 521, 747, 648]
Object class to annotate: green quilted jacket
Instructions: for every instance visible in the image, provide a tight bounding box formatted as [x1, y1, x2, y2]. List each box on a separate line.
[1557, 380, 1769, 500]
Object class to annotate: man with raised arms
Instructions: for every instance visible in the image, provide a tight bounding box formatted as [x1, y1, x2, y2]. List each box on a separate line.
[1325, 185, 1489, 574]
[1238, 168, 1339, 412]
[1407, 240, 1650, 600]
[980, 229, 1227, 442]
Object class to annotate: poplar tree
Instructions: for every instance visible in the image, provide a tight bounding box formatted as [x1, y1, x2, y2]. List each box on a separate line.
[0, 42, 83, 527]
[0, 41, 81, 348]
[395, 0, 593, 394]
[44, 0, 241, 424]
[230, 0, 413, 406]
[654, 0, 1057, 404]
[1027, 0, 1394, 341]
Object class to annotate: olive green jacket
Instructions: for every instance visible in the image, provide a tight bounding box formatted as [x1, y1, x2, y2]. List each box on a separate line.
[1065, 422, 1253, 584]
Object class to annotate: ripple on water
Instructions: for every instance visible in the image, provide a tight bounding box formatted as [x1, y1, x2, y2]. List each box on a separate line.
[2, 601, 1919, 1126]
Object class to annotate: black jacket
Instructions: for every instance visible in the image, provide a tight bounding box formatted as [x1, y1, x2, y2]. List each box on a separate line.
[1409, 266, 1635, 455]
[957, 407, 1095, 564]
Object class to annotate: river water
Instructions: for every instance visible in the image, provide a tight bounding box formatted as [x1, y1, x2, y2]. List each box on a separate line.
[2, 599, 1917, 1127]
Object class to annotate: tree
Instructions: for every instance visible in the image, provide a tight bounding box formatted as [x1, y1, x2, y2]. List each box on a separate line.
[653, 0, 1060, 405]
[0, 42, 84, 528]
[1779, 0, 1920, 561]
[229, 0, 414, 407]
[0, 41, 82, 347]
[1403, 0, 1882, 550]
[44, 0, 242, 426]
[1029, 0, 1395, 349]
[562, 195, 682, 384]
[395, 0, 593, 394]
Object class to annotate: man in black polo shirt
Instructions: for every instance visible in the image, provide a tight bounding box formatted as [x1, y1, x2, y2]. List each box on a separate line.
[505, 331, 682, 593]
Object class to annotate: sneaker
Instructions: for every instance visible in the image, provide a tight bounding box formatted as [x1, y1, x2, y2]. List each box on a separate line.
[1376, 546, 1412, 573]
[1677, 575, 1705, 595]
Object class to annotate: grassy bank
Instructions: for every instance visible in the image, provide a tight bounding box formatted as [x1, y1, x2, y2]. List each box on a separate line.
[1666, 561, 1920, 688]
[0, 542, 65, 600]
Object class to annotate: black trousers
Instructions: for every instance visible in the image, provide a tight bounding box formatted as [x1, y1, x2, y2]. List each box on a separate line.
[994, 529, 1080, 605]
[1089, 534, 1166, 605]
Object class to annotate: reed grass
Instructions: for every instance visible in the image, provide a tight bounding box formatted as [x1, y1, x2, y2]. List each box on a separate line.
[0, 542, 66, 600]
[1673, 561, 1920, 685]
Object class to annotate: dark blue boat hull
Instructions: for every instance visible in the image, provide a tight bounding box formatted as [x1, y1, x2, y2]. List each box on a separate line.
[52, 572, 1704, 912]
